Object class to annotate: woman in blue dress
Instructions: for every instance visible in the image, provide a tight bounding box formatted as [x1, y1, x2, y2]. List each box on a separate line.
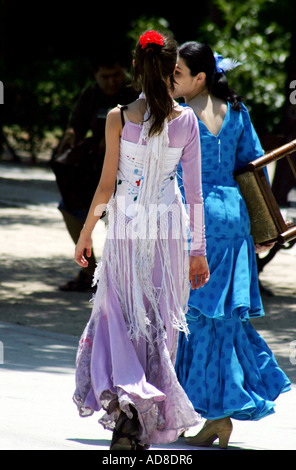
[174, 42, 291, 449]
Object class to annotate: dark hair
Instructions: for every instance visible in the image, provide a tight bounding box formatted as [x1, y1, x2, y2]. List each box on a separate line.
[179, 41, 242, 111]
[133, 32, 178, 136]
[89, 49, 127, 73]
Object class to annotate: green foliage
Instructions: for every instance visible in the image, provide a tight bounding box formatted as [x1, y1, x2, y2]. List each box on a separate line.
[125, 6, 292, 135]
[200, 0, 291, 133]
[4, 56, 91, 160]
[3, 5, 293, 160]
[127, 15, 173, 47]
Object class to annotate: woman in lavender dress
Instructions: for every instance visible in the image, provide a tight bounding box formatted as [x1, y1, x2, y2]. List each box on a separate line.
[72, 31, 209, 450]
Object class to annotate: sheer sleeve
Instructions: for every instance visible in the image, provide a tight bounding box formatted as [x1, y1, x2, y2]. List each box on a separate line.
[180, 109, 206, 257]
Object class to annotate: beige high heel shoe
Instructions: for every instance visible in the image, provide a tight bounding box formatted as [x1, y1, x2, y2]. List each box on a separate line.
[185, 417, 233, 449]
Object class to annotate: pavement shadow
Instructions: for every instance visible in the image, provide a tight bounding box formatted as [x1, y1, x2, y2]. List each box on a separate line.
[0, 254, 94, 336]
[253, 289, 296, 383]
[0, 322, 78, 373]
[66, 438, 111, 448]
[0, 207, 62, 227]
[66, 436, 252, 451]
[0, 176, 59, 207]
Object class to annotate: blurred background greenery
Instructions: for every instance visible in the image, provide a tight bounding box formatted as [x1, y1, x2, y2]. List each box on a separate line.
[1, 0, 295, 162]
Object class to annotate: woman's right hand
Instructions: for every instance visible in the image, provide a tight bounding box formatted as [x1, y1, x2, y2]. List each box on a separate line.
[74, 229, 93, 268]
[189, 255, 210, 290]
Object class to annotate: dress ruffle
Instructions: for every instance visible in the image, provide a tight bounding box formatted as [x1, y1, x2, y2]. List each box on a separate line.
[176, 313, 291, 421]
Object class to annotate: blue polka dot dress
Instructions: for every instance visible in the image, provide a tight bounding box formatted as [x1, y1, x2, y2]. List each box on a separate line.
[176, 102, 291, 421]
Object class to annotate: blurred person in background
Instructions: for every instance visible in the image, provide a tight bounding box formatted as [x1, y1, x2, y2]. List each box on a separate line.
[51, 49, 137, 292]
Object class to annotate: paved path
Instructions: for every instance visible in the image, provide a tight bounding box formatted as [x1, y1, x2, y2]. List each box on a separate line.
[0, 321, 295, 451]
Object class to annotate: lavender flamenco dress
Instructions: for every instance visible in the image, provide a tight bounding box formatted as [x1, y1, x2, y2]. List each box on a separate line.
[73, 104, 206, 446]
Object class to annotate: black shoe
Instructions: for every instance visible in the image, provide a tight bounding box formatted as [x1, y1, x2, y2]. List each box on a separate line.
[59, 271, 93, 292]
[110, 406, 148, 451]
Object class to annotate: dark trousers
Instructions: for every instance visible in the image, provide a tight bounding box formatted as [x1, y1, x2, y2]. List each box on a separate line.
[60, 208, 96, 277]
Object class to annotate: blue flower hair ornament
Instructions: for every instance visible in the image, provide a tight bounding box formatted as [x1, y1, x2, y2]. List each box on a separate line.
[214, 52, 242, 74]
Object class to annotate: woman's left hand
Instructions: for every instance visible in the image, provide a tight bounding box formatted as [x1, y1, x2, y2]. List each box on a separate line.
[75, 230, 93, 268]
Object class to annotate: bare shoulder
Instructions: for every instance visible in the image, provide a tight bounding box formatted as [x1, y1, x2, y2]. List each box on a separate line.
[212, 95, 228, 118]
[123, 99, 146, 124]
[104, 107, 124, 140]
[106, 106, 126, 135]
[107, 106, 122, 123]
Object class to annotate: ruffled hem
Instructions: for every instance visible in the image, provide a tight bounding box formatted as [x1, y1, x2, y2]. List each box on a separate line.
[97, 388, 197, 445]
[73, 386, 199, 446]
[73, 278, 201, 445]
[186, 235, 264, 322]
[176, 313, 291, 421]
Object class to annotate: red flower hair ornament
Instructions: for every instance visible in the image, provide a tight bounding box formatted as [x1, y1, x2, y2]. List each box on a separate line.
[139, 30, 164, 49]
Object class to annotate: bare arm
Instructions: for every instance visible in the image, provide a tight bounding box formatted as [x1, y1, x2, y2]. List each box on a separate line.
[74, 107, 121, 268]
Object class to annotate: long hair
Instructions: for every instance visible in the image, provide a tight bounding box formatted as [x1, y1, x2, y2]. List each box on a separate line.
[179, 41, 242, 111]
[133, 32, 178, 135]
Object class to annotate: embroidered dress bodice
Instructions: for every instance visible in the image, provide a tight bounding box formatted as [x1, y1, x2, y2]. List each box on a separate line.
[114, 107, 206, 259]
[118, 139, 183, 217]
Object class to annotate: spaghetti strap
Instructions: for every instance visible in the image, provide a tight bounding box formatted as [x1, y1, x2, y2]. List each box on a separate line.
[118, 104, 128, 128]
